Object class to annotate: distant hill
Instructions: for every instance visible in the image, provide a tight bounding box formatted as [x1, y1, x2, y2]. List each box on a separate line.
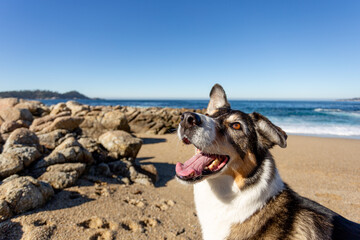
[0, 90, 90, 100]
[338, 98, 360, 102]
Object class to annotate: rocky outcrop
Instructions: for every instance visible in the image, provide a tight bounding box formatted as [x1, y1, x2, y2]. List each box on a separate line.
[99, 131, 142, 159]
[0, 98, 201, 222]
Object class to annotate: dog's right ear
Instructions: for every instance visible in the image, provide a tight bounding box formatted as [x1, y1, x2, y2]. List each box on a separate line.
[206, 84, 230, 115]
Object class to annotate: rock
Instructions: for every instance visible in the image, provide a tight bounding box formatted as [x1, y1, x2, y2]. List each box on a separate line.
[89, 162, 112, 177]
[80, 109, 130, 139]
[133, 173, 153, 186]
[66, 101, 90, 116]
[36, 129, 68, 149]
[0, 152, 24, 178]
[99, 131, 142, 158]
[5, 146, 41, 167]
[0, 200, 12, 222]
[101, 111, 130, 132]
[15, 100, 49, 117]
[3, 128, 41, 152]
[0, 107, 33, 123]
[0, 145, 41, 179]
[0, 176, 53, 215]
[0, 120, 28, 134]
[38, 163, 86, 189]
[107, 160, 129, 176]
[0, 98, 19, 111]
[50, 102, 70, 116]
[78, 137, 108, 163]
[32, 116, 84, 134]
[29, 112, 70, 132]
[34, 137, 93, 168]
[136, 163, 158, 184]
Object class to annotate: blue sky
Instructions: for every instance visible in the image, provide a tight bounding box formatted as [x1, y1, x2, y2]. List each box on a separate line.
[0, 0, 359, 99]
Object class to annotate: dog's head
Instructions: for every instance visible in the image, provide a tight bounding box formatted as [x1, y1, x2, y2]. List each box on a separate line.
[176, 84, 287, 185]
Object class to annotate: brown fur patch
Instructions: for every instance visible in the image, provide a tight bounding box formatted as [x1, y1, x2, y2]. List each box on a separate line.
[224, 151, 257, 189]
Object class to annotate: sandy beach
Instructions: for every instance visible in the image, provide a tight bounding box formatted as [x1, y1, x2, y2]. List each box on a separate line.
[1, 133, 359, 240]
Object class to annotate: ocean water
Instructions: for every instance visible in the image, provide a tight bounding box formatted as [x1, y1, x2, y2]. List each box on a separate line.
[40, 99, 360, 139]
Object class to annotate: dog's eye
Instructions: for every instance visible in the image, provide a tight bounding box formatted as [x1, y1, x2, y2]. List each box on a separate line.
[231, 122, 241, 130]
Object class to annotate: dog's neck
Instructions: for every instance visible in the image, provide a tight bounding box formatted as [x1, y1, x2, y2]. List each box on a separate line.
[193, 157, 284, 240]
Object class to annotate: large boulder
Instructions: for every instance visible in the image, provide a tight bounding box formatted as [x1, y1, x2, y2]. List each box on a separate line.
[34, 137, 93, 168]
[0, 176, 53, 218]
[80, 110, 130, 139]
[38, 163, 86, 189]
[0, 107, 33, 123]
[99, 130, 142, 159]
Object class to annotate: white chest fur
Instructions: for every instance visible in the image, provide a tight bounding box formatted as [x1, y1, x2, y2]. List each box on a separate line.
[193, 159, 284, 240]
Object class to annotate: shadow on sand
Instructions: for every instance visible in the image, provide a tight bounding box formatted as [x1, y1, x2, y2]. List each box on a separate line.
[140, 137, 167, 144]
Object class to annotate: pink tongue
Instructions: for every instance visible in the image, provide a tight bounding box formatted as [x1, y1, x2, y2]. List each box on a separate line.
[176, 153, 215, 178]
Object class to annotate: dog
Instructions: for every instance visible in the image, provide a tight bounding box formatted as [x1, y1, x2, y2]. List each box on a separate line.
[176, 84, 360, 240]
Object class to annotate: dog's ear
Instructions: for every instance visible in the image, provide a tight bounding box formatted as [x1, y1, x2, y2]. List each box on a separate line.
[206, 84, 230, 115]
[249, 112, 287, 149]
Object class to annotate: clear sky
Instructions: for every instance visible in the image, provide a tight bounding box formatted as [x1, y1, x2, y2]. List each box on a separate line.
[0, 0, 359, 99]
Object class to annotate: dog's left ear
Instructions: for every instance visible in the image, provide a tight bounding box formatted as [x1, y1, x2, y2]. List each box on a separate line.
[249, 112, 287, 149]
[206, 84, 230, 115]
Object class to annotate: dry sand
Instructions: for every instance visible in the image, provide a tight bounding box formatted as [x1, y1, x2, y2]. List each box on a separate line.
[1, 134, 359, 240]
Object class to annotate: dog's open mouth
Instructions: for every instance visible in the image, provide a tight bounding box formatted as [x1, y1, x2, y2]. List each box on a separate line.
[176, 149, 229, 181]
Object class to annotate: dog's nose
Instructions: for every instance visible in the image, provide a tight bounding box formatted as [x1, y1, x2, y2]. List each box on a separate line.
[181, 112, 202, 128]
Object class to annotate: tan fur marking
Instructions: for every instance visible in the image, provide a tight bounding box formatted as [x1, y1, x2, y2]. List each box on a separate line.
[225, 151, 257, 189]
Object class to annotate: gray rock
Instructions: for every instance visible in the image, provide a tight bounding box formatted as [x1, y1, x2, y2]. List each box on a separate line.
[0, 176, 54, 215]
[99, 130, 142, 159]
[89, 162, 112, 177]
[38, 163, 86, 189]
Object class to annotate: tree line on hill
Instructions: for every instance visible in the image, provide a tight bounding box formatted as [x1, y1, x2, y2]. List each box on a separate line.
[0, 90, 90, 99]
